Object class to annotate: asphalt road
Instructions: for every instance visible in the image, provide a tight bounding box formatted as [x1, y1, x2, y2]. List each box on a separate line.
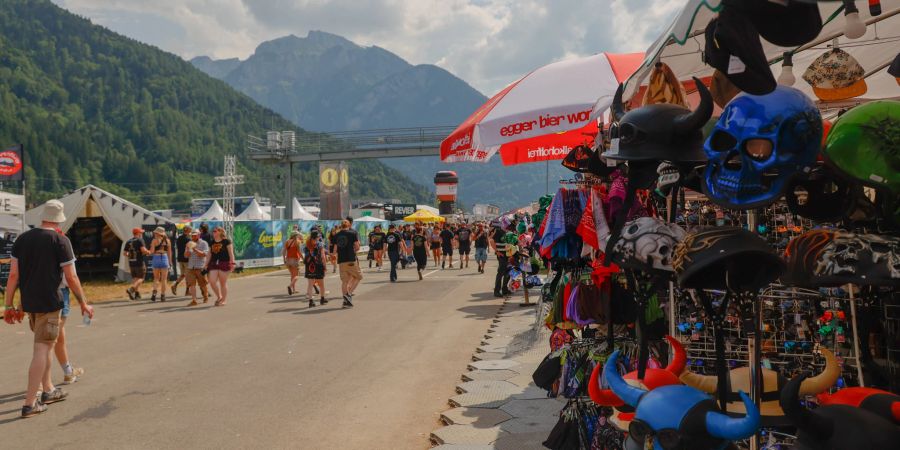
[0, 258, 504, 449]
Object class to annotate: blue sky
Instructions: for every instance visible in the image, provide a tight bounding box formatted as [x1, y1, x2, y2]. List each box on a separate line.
[54, 0, 682, 95]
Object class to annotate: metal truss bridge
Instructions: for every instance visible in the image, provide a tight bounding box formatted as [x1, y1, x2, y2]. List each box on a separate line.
[248, 126, 456, 163]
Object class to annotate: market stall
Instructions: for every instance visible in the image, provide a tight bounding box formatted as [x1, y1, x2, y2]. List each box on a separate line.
[511, 3, 900, 449]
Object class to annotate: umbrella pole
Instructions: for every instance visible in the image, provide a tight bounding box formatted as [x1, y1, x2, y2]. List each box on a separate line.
[545, 160, 549, 195]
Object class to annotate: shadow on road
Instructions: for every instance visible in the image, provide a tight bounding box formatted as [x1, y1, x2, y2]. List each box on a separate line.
[457, 304, 502, 321]
[0, 391, 24, 406]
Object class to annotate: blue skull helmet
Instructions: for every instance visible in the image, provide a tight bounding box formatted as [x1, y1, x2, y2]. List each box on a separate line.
[604, 350, 760, 450]
[702, 85, 822, 209]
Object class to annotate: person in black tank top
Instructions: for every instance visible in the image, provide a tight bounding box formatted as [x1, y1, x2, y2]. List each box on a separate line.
[207, 226, 235, 306]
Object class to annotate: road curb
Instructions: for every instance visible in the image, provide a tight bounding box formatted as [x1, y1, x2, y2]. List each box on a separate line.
[430, 298, 556, 447]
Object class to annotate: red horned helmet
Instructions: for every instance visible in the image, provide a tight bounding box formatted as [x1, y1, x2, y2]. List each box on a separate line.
[588, 335, 686, 407]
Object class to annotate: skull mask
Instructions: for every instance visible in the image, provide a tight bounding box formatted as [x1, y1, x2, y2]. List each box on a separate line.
[703, 86, 822, 209]
[611, 217, 686, 273]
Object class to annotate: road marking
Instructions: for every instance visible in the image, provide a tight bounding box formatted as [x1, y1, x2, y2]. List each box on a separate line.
[422, 269, 439, 278]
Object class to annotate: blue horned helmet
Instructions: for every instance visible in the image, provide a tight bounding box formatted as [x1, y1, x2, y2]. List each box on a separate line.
[702, 86, 822, 209]
[604, 351, 760, 450]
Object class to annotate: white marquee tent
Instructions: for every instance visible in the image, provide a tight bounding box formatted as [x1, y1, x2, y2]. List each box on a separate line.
[24, 185, 174, 280]
[234, 198, 271, 221]
[196, 200, 224, 221]
[292, 198, 318, 220]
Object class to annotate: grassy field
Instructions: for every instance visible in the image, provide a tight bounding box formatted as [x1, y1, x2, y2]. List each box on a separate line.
[5, 266, 285, 306]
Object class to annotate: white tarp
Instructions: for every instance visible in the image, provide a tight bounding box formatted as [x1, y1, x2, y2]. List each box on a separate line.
[0, 191, 26, 215]
[196, 200, 224, 221]
[234, 198, 270, 221]
[620, 1, 899, 107]
[24, 185, 173, 281]
[292, 198, 318, 220]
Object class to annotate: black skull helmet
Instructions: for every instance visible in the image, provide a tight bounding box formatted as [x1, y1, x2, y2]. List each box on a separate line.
[604, 77, 713, 164]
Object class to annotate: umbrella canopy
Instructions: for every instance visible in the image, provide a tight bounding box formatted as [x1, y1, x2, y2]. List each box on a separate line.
[441, 52, 644, 164]
[619, 1, 899, 110]
[403, 209, 445, 223]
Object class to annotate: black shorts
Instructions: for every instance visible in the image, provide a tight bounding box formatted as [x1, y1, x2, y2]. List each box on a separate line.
[442, 245, 453, 256]
[458, 243, 471, 255]
[430, 242, 441, 250]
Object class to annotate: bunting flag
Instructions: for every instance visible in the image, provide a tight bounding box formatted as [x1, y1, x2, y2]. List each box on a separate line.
[577, 186, 611, 251]
[110, 198, 117, 206]
[143, 213, 149, 221]
[133, 209, 140, 217]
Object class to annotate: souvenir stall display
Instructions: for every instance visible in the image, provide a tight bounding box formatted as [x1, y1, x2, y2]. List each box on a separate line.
[522, 2, 899, 449]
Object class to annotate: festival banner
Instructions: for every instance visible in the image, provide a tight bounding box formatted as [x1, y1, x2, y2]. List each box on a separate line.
[0, 144, 24, 182]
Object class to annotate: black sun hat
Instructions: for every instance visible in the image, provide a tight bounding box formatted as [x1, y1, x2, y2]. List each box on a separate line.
[704, 8, 776, 96]
[724, 0, 823, 47]
[673, 227, 785, 291]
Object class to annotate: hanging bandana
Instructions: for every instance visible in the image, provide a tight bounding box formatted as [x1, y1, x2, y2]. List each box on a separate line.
[577, 185, 611, 251]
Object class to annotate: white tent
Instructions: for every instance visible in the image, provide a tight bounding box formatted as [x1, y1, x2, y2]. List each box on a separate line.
[292, 198, 318, 220]
[354, 216, 386, 223]
[196, 200, 224, 221]
[234, 198, 270, 221]
[24, 185, 174, 281]
[618, 0, 899, 111]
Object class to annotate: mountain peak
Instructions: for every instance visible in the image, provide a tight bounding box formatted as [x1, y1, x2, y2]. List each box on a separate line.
[255, 31, 358, 57]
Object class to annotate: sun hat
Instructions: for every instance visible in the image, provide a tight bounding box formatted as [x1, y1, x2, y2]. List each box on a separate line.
[190, 229, 200, 236]
[803, 49, 867, 101]
[704, 10, 776, 96]
[40, 199, 66, 223]
[153, 226, 166, 235]
[725, 0, 822, 47]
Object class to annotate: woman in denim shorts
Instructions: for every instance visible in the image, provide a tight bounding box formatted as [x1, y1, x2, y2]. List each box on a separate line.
[149, 227, 172, 302]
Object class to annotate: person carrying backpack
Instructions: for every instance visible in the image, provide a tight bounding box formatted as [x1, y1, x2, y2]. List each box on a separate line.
[124, 228, 149, 300]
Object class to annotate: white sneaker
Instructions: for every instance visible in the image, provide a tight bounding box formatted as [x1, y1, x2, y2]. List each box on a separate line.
[61, 367, 84, 385]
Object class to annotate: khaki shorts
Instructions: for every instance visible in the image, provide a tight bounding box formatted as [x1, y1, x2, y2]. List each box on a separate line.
[185, 268, 208, 288]
[29, 310, 62, 344]
[339, 262, 363, 282]
[178, 261, 189, 275]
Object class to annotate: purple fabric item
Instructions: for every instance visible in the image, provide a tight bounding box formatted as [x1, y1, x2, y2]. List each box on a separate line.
[565, 283, 580, 323]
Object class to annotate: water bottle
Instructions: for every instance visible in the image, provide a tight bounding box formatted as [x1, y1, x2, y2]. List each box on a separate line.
[82, 314, 91, 326]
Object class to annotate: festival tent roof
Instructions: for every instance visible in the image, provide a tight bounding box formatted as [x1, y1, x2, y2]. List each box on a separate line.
[354, 216, 386, 223]
[24, 185, 174, 280]
[416, 204, 441, 215]
[292, 198, 318, 220]
[618, 0, 899, 111]
[404, 209, 445, 223]
[234, 198, 271, 221]
[196, 200, 224, 221]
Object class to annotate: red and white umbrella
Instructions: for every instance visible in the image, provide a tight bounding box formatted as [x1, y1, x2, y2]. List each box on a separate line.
[440, 52, 644, 164]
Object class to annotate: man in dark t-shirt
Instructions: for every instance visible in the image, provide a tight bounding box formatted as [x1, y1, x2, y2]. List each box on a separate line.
[124, 228, 149, 300]
[368, 225, 386, 271]
[334, 220, 361, 307]
[439, 223, 455, 269]
[490, 225, 510, 297]
[4, 200, 94, 418]
[172, 226, 191, 296]
[456, 224, 472, 269]
[384, 224, 406, 282]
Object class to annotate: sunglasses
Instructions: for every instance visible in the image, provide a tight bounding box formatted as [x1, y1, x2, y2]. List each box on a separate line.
[784, 341, 812, 352]
[628, 419, 682, 450]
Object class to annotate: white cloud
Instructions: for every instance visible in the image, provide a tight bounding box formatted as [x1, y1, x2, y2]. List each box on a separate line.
[53, 0, 680, 95]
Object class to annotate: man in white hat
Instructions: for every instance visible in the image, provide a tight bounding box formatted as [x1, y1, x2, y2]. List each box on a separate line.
[3, 199, 94, 418]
